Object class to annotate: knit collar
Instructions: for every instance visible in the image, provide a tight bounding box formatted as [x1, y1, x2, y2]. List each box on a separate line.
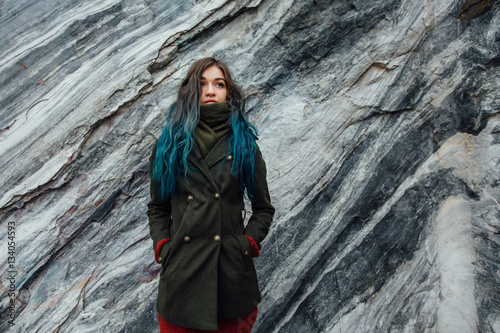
[199, 101, 230, 127]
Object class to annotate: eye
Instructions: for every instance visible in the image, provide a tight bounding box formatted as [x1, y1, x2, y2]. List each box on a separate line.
[216, 82, 225, 88]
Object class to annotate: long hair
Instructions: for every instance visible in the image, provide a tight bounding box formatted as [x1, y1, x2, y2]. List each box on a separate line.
[153, 58, 258, 201]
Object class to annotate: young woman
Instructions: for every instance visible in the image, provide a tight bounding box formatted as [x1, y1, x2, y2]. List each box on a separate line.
[147, 57, 275, 332]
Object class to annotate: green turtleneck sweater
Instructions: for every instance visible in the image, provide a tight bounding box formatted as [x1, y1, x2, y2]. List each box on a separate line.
[195, 101, 232, 159]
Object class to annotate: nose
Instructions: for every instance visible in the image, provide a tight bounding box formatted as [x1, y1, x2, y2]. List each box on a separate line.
[205, 84, 215, 96]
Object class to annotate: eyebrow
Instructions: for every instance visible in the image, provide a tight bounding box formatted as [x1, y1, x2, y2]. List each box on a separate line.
[201, 76, 226, 81]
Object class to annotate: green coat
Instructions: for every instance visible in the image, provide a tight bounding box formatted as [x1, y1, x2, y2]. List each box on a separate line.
[147, 133, 274, 330]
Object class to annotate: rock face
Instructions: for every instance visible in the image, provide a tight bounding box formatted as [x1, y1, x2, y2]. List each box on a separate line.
[1, 0, 499, 332]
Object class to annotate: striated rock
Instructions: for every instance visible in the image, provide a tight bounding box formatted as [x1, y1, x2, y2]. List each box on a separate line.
[0, 0, 499, 332]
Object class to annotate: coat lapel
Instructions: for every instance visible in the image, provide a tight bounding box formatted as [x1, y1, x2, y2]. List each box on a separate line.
[187, 134, 231, 189]
[187, 143, 218, 188]
[205, 133, 231, 169]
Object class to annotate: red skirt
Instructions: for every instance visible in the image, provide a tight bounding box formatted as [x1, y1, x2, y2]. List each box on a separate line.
[158, 307, 258, 333]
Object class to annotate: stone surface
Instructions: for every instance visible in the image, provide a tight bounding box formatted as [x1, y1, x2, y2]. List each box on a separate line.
[1, 0, 499, 332]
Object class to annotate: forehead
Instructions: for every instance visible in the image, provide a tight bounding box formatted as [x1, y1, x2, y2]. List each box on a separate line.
[201, 65, 225, 80]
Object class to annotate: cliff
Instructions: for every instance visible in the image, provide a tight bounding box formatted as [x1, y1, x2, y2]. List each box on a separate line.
[0, 0, 499, 332]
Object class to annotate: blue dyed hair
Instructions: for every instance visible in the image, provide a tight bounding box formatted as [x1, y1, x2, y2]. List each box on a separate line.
[152, 58, 258, 201]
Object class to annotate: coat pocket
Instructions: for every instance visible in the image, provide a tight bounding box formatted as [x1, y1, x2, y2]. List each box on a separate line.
[160, 242, 173, 276]
[235, 234, 254, 271]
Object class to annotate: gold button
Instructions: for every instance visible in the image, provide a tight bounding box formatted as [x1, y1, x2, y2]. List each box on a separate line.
[227, 155, 233, 161]
[213, 235, 221, 242]
[184, 236, 191, 243]
[214, 193, 220, 200]
[187, 194, 193, 202]
[244, 250, 250, 256]
[159, 257, 163, 263]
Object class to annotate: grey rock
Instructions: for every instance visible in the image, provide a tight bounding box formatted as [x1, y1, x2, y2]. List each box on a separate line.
[0, 0, 499, 332]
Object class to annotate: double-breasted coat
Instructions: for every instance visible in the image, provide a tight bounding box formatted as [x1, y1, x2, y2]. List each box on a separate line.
[147, 132, 274, 331]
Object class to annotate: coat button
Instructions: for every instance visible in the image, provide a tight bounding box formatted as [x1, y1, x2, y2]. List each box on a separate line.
[227, 155, 233, 161]
[184, 236, 191, 243]
[159, 257, 163, 263]
[213, 235, 221, 242]
[244, 250, 250, 256]
[187, 194, 193, 202]
[214, 193, 220, 200]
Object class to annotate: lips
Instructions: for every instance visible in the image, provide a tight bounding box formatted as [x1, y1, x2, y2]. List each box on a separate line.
[203, 99, 217, 104]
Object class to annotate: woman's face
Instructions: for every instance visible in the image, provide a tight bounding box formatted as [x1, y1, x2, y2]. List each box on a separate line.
[200, 65, 227, 105]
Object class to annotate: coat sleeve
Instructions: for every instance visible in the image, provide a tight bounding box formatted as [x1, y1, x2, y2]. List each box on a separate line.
[147, 141, 172, 262]
[244, 144, 275, 251]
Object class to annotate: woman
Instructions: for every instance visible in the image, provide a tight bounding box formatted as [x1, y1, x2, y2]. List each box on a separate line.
[147, 57, 275, 332]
